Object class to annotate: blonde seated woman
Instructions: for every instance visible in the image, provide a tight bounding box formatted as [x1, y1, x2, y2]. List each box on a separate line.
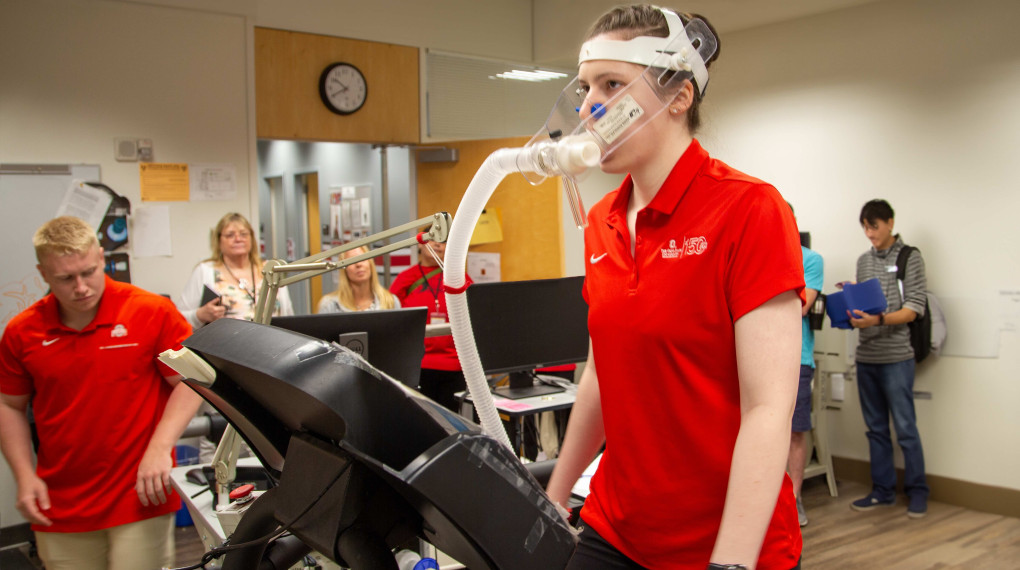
[317, 246, 400, 313]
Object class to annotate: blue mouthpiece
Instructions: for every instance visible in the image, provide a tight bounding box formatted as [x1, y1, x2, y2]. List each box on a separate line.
[575, 104, 608, 119]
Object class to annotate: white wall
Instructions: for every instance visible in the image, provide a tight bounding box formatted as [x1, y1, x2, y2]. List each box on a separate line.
[0, 0, 255, 298]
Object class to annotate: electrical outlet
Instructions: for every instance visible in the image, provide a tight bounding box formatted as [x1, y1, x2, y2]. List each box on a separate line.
[830, 372, 846, 402]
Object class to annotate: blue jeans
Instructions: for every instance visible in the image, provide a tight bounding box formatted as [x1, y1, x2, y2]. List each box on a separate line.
[856, 360, 929, 499]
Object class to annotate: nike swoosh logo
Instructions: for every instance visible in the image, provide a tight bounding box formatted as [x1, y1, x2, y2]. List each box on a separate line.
[590, 253, 609, 264]
[42, 338, 60, 346]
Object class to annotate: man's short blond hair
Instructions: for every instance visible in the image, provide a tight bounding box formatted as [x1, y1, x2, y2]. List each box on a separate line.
[33, 216, 100, 262]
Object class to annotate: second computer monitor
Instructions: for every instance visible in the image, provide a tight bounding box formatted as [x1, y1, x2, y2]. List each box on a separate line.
[271, 307, 427, 389]
[467, 276, 589, 398]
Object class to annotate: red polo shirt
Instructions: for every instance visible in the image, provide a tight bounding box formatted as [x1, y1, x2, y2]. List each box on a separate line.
[0, 277, 191, 532]
[390, 266, 471, 371]
[581, 140, 804, 569]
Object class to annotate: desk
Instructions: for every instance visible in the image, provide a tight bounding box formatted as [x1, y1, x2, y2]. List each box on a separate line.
[170, 457, 460, 569]
[169, 457, 260, 551]
[170, 458, 344, 569]
[458, 382, 577, 456]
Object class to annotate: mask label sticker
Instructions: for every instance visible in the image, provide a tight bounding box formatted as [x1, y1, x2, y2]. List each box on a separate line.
[592, 94, 645, 145]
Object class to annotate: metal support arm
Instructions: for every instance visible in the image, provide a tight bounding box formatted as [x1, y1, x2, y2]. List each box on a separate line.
[252, 213, 450, 325]
[209, 212, 451, 511]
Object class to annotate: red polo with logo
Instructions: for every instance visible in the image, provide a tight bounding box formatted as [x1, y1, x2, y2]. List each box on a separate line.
[390, 267, 472, 371]
[581, 140, 804, 569]
[0, 276, 192, 532]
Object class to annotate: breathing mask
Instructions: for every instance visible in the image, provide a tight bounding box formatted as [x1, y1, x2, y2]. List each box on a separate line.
[521, 8, 718, 227]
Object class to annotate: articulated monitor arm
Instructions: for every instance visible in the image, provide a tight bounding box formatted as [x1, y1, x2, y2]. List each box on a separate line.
[252, 212, 451, 326]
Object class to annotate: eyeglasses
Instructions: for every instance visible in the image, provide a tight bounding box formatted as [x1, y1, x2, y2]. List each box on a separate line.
[221, 231, 251, 240]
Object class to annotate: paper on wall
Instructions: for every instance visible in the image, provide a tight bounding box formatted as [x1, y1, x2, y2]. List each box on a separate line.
[56, 180, 113, 230]
[467, 252, 500, 283]
[189, 163, 237, 201]
[131, 205, 173, 257]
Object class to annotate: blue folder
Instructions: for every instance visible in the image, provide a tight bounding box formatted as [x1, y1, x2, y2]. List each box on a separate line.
[825, 278, 887, 330]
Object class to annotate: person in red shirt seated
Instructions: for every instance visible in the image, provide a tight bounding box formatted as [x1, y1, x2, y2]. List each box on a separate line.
[390, 236, 471, 411]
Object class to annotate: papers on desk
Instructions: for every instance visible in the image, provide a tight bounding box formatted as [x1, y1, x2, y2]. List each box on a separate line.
[570, 453, 602, 498]
[491, 396, 537, 411]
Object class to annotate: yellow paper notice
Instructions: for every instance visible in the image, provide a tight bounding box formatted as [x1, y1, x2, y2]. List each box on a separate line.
[140, 163, 189, 201]
[471, 208, 503, 245]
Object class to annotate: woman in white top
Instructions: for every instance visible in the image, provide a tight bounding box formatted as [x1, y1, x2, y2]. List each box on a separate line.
[180, 212, 293, 327]
[317, 246, 400, 313]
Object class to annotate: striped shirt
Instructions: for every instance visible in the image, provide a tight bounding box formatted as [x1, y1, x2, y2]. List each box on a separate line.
[855, 236, 927, 363]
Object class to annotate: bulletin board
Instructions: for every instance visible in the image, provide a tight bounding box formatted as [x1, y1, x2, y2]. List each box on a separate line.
[0, 164, 101, 333]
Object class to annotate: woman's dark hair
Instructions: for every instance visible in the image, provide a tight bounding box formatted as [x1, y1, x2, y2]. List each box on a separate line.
[859, 199, 895, 226]
[584, 4, 721, 132]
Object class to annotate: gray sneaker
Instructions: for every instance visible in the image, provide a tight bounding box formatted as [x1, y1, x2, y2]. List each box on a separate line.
[907, 494, 928, 518]
[850, 492, 896, 511]
[797, 496, 808, 527]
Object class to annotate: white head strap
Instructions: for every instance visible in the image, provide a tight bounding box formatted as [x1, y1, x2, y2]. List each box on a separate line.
[578, 8, 713, 97]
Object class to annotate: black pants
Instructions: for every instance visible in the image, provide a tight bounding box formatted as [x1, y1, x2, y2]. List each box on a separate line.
[566, 520, 647, 570]
[417, 368, 466, 412]
[567, 517, 802, 570]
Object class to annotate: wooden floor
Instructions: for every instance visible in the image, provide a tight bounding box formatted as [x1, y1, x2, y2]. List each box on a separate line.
[174, 524, 206, 569]
[173, 477, 1020, 569]
[799, 478, 1020, 569]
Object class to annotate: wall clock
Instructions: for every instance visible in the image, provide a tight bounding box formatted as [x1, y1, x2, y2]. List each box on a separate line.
[319, 62, 367, 115]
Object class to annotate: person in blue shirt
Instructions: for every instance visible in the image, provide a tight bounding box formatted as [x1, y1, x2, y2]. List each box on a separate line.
[787, 204, 823, 527]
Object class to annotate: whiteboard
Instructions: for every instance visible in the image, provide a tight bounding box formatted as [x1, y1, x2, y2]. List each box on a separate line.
[0, 164, 101, 333]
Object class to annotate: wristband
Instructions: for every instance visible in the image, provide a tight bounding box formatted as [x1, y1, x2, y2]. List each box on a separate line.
[878, 313, 885, 326]
[707, 564, 748, 570]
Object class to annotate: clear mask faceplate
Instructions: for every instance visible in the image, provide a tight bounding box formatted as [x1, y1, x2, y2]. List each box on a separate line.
[520, 11, 718, 228]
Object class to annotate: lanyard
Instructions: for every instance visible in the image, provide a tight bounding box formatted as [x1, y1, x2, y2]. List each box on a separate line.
[416, 265, 443, 313]
[222, 263, 256, 302]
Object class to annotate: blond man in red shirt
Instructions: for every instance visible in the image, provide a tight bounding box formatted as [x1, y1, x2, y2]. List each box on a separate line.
[0, 216, 202, 570]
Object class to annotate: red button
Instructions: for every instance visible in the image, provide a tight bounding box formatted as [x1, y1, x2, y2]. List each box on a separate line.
[228, 484, 255, 501]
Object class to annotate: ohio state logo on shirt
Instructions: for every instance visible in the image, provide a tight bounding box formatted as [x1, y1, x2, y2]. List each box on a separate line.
[661, 236, 708, 259]
[111, 324, 129, 338]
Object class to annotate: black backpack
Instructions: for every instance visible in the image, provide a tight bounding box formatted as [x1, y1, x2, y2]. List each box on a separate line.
[895, 246, 932, 363]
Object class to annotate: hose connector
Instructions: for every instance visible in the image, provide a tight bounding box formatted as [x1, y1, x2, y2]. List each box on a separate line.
[520, 132, 600, 179]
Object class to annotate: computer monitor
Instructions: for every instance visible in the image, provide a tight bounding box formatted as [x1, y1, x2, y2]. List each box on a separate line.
[467, 276, 589, 399]
[271, 307, 428, 389]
